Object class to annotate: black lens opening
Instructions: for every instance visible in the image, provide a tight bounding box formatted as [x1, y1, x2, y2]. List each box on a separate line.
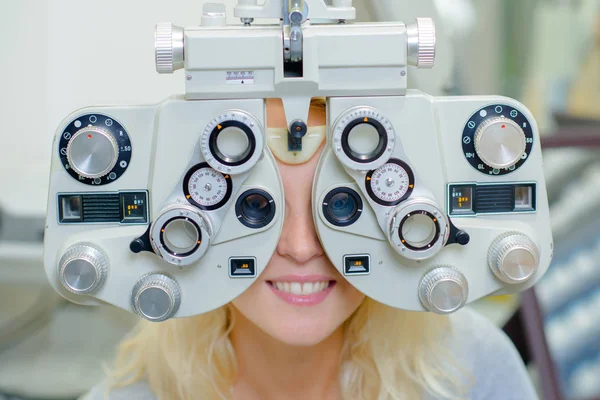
[322, 187, 363, 227]
[235, 189, 276, 229]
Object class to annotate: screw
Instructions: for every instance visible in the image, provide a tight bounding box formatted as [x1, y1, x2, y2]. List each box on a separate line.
[400, 70, 406, 77]
[187, 75, 192, 81]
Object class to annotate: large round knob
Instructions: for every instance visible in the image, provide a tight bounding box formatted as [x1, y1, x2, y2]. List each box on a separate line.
[58, 243, 108, 295]
[488, 232, 539, 284]
[474, 117, 526, 170]
[155, 22, 184, 74]
[66, 126, 119, 179]
[406, 18, 436, 69]
[131, 274, 181, 322]
[419, 266, 468, 314]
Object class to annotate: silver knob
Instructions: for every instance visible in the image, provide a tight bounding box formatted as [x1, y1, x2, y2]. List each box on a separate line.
[131, 274, 181, 322]
[66, 126, 119, 179]
[474, 117, 526, 170]
[488, 232, 539, 284]
[407, 18, 436, 69]
[419, 266, 468, 314]
[58, 243, 108, 295]
[155, 22, 184, 74]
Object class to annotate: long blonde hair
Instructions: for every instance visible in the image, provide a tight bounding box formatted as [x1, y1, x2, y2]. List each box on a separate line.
[106, 98, 473, 399]
[107, 297, 472, 399]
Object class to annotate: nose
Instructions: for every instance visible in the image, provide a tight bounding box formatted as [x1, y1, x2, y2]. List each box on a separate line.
[276, 201, 324, 264]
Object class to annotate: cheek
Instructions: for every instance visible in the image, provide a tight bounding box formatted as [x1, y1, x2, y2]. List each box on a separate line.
[231, 273, 365, 346]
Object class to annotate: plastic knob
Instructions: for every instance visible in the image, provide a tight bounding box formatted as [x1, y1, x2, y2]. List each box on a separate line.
[474, 117, 526, 169]
[131, 274, 181, 322]
[419, 266, 468, 314]
[58, 243, 108, 295]
[155, 22, 184, 74]
[66, 126, 119, 179]
[201, 3, 227, 27]
[407, 18, 436, 69]
[488, 232, 539, 284]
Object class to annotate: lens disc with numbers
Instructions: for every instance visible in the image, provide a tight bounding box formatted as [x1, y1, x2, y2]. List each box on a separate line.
[365, 159, 415, 206]
[183, 163, 233, 211]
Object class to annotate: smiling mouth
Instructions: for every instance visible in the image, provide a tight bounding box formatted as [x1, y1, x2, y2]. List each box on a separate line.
[267, 280, 336, 295]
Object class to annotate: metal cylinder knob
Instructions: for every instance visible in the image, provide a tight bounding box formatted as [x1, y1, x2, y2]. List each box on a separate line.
[155, 22, 184, 74]
[58, 243, 108, 295]
[131, 274, 181, 322]
[419, 266, 468, 314]
[407, 18, 436, 69]
[488, 231, 539, 284]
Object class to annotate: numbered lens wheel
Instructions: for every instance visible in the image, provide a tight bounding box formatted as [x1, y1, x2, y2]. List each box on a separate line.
[366, 158, 415, 206]
[322, 187, 363, 227]
[183, 163, 233, 210]
[235, 189, 276, 229]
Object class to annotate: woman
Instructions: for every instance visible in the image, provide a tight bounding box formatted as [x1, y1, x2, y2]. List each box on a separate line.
[83, 98, 537, 400]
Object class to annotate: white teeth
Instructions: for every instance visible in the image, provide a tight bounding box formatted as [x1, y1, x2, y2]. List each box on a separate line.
[272, 281, 331, 295]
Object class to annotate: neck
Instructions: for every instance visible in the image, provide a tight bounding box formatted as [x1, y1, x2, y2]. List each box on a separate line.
[230, 307, 344, 400]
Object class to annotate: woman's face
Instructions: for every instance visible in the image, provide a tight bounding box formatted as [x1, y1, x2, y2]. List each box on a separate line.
[231, 99, 365, 346]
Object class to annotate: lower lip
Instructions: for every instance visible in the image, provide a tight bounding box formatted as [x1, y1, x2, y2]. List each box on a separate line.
[267, 281, 336, 306]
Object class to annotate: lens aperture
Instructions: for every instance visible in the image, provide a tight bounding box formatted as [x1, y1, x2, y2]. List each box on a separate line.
[323, 187, 363, 227]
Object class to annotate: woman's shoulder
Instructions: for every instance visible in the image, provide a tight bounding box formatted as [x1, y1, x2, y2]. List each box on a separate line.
[447, 307, 539, 400]
[78, 380, 156, 400]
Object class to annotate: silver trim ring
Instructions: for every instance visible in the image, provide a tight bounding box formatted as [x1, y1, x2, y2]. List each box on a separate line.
[150, 205, 212, 266]
[200, 110, 264, 175]
[388, 198, 449, 261]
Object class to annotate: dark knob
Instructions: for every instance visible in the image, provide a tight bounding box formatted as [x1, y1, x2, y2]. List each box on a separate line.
[130, 239, 145, 253]
[455, 230, 470, 246]
[289, 120, 307, 139]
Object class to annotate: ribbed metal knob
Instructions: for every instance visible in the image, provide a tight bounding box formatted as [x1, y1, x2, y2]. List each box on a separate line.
[131, 274, 181, 322]
[407, 18, 436, 69]
[488, 232, 539, 284]
[419, 266, 468, 314]
[58, 243, 108, 295]
[155, 22, 184, 74]
[66, 126, 119, 179]
[474, 117, 526, 170]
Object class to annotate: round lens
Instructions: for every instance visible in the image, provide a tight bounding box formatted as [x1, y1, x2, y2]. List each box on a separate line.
[236, 189, 276, 229]
[322, 188, 363, 227]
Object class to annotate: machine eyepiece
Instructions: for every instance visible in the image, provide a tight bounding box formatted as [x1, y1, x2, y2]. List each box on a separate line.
[236, 189, 276, 229]
[323, 187, 363, 227]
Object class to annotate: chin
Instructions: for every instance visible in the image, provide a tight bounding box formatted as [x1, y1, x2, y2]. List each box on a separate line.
[232, 275, 365, 347]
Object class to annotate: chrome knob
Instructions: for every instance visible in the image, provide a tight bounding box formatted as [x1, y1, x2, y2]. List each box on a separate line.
[155, 22, 184, 74]
[474, 117, 526, 170]
[58, 243, 108, 295]
[419, 266, 468, 314]
[407, 18, 436, 69]
[66, 126, 119, 179]
[131, 274, 181, 322]
[488, 232, 539, 284]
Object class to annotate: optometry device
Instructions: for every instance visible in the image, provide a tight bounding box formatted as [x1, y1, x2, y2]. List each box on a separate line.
[44, 0, 553, 321]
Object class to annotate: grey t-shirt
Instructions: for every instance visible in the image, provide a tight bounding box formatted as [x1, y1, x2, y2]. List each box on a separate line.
[81, 308, 538, 400]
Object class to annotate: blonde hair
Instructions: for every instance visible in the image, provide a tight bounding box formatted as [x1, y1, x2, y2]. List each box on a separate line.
[107, 298, 472, 399]
[106, 97, 473, 399]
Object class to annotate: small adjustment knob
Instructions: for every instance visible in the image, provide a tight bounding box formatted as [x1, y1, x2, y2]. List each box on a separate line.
[474, 117, 526, 170]
[488, 232, 539, 284]
[131, 274, 181, 322]
[407, 18, 436, 69]
[66, 126, 119, 179]
[419, 266, 468, 314]
[155, 22, 184, 74]
[58, 243, 108, 295]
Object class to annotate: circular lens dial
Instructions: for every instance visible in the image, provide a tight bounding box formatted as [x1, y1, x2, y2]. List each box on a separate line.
[183, 163, 233, 210]
[366, 159, 414, 206]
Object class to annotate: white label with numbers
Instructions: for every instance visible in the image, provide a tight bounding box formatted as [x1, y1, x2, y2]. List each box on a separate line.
[226, 71, 254, 85]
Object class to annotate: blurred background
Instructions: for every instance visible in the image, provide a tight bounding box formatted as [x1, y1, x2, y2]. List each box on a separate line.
[0, 0, 599, 399]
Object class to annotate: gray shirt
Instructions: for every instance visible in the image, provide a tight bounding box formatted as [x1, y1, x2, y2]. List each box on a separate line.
[81, 308, 539, 400]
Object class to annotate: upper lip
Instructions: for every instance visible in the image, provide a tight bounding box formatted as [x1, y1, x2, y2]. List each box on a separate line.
[266, 274, 335, 283]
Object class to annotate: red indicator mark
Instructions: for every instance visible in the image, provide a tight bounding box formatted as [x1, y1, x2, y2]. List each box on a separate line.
[88, 134, 92, 139]
[501, 125, 506, 129]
